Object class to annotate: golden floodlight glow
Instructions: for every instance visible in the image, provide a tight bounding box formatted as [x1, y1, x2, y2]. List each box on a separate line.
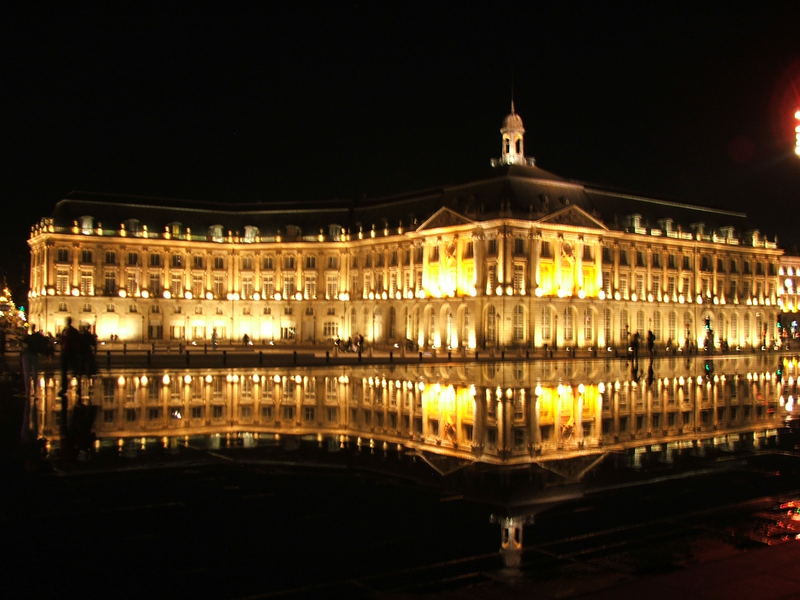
[184, 375, 192, 384]
[205, 375, 213, 383]
[162, 374, 170, 385]
[141, 290, 149, 298]
[140, 375, 148, 385]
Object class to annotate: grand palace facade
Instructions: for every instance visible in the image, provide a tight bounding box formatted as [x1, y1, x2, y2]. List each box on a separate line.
[27, 109, 793, 351]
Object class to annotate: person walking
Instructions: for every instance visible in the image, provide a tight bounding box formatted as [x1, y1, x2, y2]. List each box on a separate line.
[58, 317, 81, 396]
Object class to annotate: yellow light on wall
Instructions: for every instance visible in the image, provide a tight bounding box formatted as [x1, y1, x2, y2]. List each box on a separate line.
[162, 374, 170, 385]
[141, 290, 150, 298]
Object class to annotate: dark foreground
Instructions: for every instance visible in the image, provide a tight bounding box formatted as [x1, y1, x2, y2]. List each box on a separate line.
[3, 362, 800, 599]
[3, 438, 800, 599]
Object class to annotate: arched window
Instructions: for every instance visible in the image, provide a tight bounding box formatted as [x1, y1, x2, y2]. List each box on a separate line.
[584, 308, 594, 342]
[513, 305, 524, 342]
[541, 305, 551, 341]
[620, 309, 629, 342]
[668, 311, 677, 341]
[487, 305, 497, 344]
[564, 308, 574, 341]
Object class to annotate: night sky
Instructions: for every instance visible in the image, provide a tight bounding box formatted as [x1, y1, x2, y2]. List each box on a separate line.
[5, 3, 800, 300]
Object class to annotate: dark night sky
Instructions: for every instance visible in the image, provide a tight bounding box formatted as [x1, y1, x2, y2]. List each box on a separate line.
[4, 3, 800, 300]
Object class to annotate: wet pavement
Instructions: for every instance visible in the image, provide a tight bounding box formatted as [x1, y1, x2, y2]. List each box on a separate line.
[4, 351, 800, 599]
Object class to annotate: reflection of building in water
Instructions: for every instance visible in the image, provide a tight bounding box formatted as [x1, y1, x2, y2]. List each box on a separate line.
[27, 108, 784, 352]
[35, 355, 789, 465]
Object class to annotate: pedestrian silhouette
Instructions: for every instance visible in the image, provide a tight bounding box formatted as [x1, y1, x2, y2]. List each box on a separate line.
[59, 317, 81, 396]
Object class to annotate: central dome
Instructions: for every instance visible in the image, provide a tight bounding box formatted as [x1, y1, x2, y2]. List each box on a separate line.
[502, 111, 524, 131]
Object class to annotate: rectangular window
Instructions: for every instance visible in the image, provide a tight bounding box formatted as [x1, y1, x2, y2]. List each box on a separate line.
[191, 274, 204, 297]
[192, 255, 204, 269]
[326, 275, 338, 299]
[80, 270, 93, 295]
[149, 273, 162, 295]
[104, 252, 116, 265]
[170, 273, 183, 296]
[103, 271, 117, 295]
[283, 275, 296, 297]
[81, 250, 93, 264]
[171, 254, 183, 268]
[303, 274, 316, 298]
[242, 275, 254, 299]
[241, 256, 253, 270]
[213, 275, 225, 297]
[652, 253, 662, 268]
[283, 256, 295, 270]
[262, 256, 273, 270]
[305, 256, 316, 269]
[127, 252, 138, 266]
[635, 275, 644, 298]
[488, 239, 498, 255]
[56, 248, 70, 263]
[513, 264, 525, 293]
[126, 272, 139, 294]
[56, 268, 69, 294]
[149, 254, 161, 267]
[327, 256, 338, 269]
[214, 256, 225, 270]
[263, 275, 274, 299]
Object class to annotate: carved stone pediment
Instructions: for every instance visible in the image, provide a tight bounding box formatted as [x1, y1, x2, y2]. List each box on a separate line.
[416, 207, 475, 231]
[536, 205, 608, 230]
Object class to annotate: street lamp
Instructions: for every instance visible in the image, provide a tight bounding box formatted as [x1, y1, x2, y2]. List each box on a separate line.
[795, 109, 800, 157]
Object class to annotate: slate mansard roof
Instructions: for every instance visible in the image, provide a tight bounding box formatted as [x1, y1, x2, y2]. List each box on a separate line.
[44, 162, 756, 244]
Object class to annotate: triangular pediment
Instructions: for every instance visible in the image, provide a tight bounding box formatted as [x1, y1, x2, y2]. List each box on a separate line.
[536, 205, 608, 230]
[416, 207, 475, 231]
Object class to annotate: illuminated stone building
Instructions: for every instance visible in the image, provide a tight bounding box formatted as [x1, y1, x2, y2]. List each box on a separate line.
[33, 357, 787, 464]
[28, 108, 784, 350]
